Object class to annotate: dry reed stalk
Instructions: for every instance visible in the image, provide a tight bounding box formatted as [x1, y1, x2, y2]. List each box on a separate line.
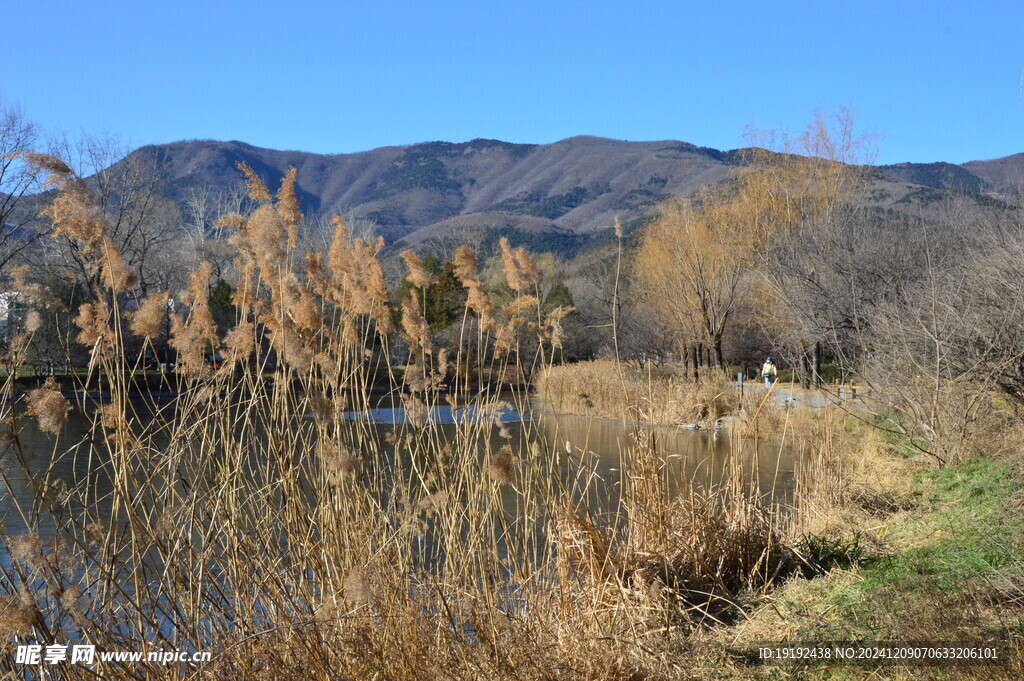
[0, 162, 853, 681]
[536, 360, 739, 426]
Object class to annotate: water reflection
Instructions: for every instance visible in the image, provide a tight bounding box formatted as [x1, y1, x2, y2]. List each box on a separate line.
[339, 403, 525, 425]
[535, 411, 794, 503]
[1, 411, 100, 543]
[2, 397, 795, 562]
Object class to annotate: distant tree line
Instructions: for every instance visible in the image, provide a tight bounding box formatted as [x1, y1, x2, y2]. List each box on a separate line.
[4, 101, 1024, 458]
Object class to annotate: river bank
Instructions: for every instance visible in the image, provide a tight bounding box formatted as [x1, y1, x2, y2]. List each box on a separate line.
[703, 425, 1024, 679]
[534, 360, 1024, 678]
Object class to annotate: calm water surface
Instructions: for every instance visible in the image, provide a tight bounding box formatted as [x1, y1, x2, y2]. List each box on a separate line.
[1, 395, 796, 555]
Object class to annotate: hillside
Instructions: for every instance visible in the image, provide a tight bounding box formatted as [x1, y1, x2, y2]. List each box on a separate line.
[124, 136, 1024, 252]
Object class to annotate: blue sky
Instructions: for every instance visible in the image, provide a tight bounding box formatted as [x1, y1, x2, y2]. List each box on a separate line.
[2, 1, 1021, 164]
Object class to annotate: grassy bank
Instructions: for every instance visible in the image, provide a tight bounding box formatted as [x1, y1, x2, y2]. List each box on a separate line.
[539, 357, 1024, 678]
[712, 421, 1024, 679]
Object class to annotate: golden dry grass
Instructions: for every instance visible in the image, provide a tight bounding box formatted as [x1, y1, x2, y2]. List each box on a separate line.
[6, 161, 1020, 680]
[536, 360, 739, 426]
[5, 164, 788, 680]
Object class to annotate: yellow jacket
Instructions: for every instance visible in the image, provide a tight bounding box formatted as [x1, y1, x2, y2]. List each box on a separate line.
[761, 362, 777, 376]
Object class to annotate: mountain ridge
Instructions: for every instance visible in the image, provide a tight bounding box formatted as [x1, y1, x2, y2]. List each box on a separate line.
[123, 135, 1024, 249]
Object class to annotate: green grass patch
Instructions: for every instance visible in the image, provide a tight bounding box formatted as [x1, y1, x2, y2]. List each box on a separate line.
[741, 456, 1024, 677]
[831, 457, 1022, 616]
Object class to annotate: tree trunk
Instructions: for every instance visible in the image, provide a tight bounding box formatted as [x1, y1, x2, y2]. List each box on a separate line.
[799, 349, 811, 390]
[812, 341, 822, 388]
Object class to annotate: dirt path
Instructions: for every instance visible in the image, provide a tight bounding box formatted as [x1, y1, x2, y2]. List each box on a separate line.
[753, 382, 862, 409]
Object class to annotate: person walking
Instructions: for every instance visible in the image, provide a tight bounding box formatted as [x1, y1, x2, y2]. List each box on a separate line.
[761, 356, 778, 388]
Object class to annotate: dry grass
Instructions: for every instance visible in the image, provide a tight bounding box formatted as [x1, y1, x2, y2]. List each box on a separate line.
[4, 164, 790, 680]
[715, 409, 1024, 679]
[787, 409, 920, 552]
[8, 161, 1017, 680]
[536, 360, 739, 426]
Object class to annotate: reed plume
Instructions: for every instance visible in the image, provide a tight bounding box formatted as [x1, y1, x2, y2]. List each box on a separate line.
[73, 300, 112, 352]
[400, 289, 432, 357]
[499, 237, 540, 292]
[8, 264, 55, 306]
[26, 377, 70, 434]
[236, 161, 271, 203]
[27, 152, 136, 294]
[452, 245, 494, 329]
[0, 594, 36, 639]
[325, 216, 392, 333]
[169, 262, 218, 377]
[24, 310, 41, 334]
[486, 443, 516, 484]
[504, 294, 539, 320]
[544, 305, 573, 350]
[400, 250, 436, 289]
[276, 167, 302, 248]
[130, 291, 168, 339]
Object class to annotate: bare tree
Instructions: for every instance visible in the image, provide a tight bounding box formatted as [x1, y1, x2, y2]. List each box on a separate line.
[0, 101, 43, 270]
[567, 250, 666, 362]
[42, 134, 189, 294]
[635, 195, 751, 370]
[742, 110, 876, 386]
[425, 219, 489, 264]
[182, 182, 247, 280]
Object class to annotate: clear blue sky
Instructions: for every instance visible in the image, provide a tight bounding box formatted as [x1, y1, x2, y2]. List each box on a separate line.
[2, 0, 1022, 164]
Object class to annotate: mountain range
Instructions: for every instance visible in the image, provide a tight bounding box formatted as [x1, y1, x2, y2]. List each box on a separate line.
[133, 136, 1024, 253]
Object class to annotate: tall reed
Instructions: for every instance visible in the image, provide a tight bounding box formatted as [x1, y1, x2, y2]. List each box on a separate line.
[536, 360, 739, 426]
[0, 161, 813, 680]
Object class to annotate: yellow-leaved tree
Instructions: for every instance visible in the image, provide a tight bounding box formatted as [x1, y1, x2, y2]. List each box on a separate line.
[636, 108, 871, 378]
[635, 189, 754, 371]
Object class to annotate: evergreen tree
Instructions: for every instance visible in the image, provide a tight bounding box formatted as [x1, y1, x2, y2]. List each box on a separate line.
[393, 254, 466, 331]
[543, 279, 574, 313]
[208, 278, 236, 334]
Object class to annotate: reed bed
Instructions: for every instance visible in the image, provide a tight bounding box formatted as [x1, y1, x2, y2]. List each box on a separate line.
[0, 161, 831, 680]
[536, 360, 739, 426]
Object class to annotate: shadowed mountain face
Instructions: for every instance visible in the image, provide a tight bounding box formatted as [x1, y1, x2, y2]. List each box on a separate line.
[135, 136, 733, 247]
[129, 136, 1023, 250]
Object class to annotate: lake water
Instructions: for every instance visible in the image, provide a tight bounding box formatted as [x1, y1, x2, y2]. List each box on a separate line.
[1, 394, 796, 557]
